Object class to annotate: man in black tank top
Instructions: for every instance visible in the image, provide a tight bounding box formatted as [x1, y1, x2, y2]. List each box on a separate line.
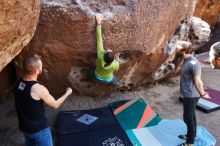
[14, 55, 72, 146]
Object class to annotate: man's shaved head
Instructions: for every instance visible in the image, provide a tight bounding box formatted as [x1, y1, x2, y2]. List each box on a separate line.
[23, 55, 42, 75]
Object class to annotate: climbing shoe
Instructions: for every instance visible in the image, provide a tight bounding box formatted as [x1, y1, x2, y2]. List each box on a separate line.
[178, 135, 187, 140]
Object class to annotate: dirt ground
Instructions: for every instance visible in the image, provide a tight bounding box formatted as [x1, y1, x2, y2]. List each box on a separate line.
[0, 55, 219, 146]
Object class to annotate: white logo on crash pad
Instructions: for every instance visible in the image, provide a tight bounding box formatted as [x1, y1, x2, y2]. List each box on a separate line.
[102, 137, 124, 146]
[76, 114, 98, 125]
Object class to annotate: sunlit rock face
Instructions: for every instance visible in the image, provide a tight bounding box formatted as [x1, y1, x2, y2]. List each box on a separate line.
[15, 0, 198, 96]
[153, 17, 211, 81]
[0, 0, 40, 72]
[194, 0, 220, 27]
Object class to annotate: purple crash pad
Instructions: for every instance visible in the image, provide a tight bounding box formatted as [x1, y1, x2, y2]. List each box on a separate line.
[205, 88, 220, 105]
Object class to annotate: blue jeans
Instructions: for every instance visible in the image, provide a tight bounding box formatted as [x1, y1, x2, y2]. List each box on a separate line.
[23, 127, 53, 146]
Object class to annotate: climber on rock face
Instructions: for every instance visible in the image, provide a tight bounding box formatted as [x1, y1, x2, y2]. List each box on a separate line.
[94, 13, 120, 85]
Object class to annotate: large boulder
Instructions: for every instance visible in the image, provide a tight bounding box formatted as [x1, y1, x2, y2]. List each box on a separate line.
[15, 0, 197, 96]
[0, 0, 40, 72]
[194, 0, 220, 27]
[0, 62, 16, 101]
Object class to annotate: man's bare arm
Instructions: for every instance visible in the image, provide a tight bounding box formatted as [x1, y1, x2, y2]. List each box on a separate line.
[32, 84, 72, 109]
[194, 75, 211, 99]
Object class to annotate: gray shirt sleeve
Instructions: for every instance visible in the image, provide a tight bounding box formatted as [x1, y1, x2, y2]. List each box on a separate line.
[191, 61, 201, 77]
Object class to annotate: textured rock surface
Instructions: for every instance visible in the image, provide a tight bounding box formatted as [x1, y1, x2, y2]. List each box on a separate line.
[15, 0, 196, 96]
[194, 0, 220, 27]
[68, 67, 116, 96]
[197, 23, 220, 53]
[154, 16, 211, 81]
[0, 62, 16, 101]
[0, 0, 40, 72]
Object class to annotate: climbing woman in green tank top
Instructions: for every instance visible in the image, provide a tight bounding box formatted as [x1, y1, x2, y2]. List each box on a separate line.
[94, 14, 120, 85]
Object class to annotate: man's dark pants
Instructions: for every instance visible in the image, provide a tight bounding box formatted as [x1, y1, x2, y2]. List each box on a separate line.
[183, 97, 199, 144]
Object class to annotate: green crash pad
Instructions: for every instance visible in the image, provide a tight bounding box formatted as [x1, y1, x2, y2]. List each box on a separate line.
[110, 98, 161, 130]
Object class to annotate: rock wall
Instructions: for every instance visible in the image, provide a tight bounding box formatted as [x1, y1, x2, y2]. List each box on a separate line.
[197, 23, 220, 53]
[194, 0, 220, 27]
[0, 0, 40, 72]
[15, 0, 197, 96]
[0, 61, 17, 102]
